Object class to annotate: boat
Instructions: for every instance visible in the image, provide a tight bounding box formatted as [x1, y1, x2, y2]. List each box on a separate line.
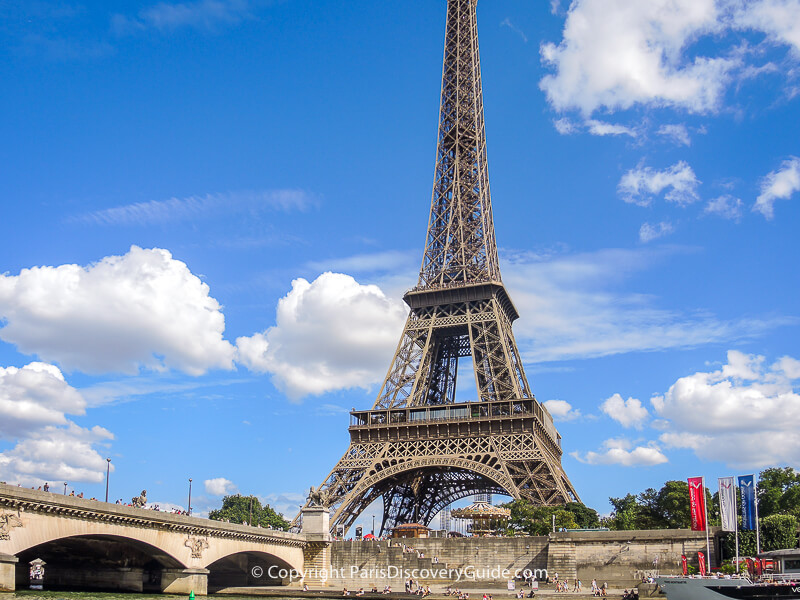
[657, 548, 800, 599]
[656, 575, 800, 600]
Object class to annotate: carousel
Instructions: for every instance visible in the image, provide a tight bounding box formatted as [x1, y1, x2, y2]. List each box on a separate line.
[450, 500, 510, 536]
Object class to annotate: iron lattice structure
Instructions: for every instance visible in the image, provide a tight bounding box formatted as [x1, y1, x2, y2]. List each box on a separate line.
[295, 0, 578, 536]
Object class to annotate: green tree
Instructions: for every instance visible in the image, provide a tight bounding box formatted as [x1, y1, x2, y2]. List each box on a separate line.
[607, 481, 709, 530]
[564, 501, 600, 529]
[758, 467, 800, 519]
[608, 493, 640, 530]
[720, 514, 798, 558]
[503, 499, 595, 535]
[208, 494, 290, 530]
[761, 514, 799, 551]
[656, 481, 692, 528]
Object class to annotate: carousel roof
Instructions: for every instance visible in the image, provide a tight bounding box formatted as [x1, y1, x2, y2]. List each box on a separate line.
[392, 522, 430, 530]
[450, 500, 511, 519]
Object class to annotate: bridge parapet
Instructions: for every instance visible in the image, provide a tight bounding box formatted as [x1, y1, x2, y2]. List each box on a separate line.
[0, 483, 319, 594]
[0, 483, 304, 547]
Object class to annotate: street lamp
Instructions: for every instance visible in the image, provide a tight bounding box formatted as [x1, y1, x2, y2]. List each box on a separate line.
[188, 478, 193, 516]
[105, 458, 111, 503]
[63, 482, 67, 495]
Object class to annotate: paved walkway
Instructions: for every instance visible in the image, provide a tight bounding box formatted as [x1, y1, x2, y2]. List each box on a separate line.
[215, 585, 644, 599]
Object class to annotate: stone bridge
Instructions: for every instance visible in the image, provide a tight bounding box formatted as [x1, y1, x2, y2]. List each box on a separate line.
[0, 483, 330, 595]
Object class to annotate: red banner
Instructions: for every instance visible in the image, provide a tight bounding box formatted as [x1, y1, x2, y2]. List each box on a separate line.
[688, 477, 707, 531]
[698, 551, 706, 576]
[681, 555, 687, 576]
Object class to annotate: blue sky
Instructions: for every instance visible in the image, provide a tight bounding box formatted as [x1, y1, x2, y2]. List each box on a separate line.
[1, 0, 799, 531]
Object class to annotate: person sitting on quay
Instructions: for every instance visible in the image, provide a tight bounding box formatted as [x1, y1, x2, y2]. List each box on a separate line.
[343, 587, 350, 596]
[356, 588, 364, 596]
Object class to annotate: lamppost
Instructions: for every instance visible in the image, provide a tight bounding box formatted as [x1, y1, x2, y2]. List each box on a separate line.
[372, 515, 375, 537]
[188, 478, 193, 516]
[63, 482, 67, 495]
[105, 458, 111, 503]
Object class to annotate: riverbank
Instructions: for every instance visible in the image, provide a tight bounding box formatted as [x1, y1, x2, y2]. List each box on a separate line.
[213, 585, 646, 599]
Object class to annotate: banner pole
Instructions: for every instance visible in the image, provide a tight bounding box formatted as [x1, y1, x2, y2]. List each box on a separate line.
[734, 475, 739, 574]
[754, 476, 761, 555]
[704, 477, 711, 575]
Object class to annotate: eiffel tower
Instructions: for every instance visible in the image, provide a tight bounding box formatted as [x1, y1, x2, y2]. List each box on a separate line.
[296, 0, 578, 535]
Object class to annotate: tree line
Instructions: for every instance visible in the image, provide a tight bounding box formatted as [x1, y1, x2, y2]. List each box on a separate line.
[208, 494, 290, 530]
[503, 466, 800, 553]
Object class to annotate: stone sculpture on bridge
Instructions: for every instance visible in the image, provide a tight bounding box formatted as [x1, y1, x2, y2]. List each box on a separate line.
[184, 536, 209, 559]
[0, 511, 23, 540]
[307, 486, 330, 508]
[131, 490, 147, 508]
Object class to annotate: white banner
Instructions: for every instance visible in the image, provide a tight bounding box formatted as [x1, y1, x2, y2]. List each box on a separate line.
[719, 476, 737, 532]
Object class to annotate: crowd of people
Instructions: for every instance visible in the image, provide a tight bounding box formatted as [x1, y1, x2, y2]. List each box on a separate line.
[5, 481, 189, 514]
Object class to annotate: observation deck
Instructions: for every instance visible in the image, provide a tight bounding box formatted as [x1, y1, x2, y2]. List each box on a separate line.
[348, 398, 561, 456]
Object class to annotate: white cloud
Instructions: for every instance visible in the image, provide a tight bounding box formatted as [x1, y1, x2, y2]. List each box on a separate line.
[0, 361, 113, 487]
[540, 0, 736, 115]
[0, 362, 86, 439]
[0, 246, 236, 375]
[652, 350, 800, 468]
[600, 393, 650, 429]
[544, 399, 582, 421]
[236, 272, 407, 399]
[639, 221, 675, 243]
[734, 0, 800, 55]
[0, 422, 113, 486]
[539, 0, 800, 117]
[75, 189, 313, 226]
[552, 118, 636, 137]
[113, 0, 252, 34]
[500, 18, 528, 43]
[705, 195, 743, 220]
[553, 117, 578, 134]
[259, 491, 305, 519]
[754, 156, 800, 219]
[657, 124, 692, 146]
[618, 161, 700, 206]
[502, 248, 788, 363]
[585, 119, 637, 137]
[571, 437, 668, 466]
[307, 250, 416, 275]
[204, 477, 237, 496]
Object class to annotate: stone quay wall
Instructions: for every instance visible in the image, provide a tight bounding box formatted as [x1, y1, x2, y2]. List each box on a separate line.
[328, 529, 715, 589]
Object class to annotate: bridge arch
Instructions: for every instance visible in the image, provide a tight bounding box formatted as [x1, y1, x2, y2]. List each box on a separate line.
[14, 533, 186, 592]
[206, 550, 301, 591]
[200, 540, 303, 573]
[1, 484, 311, 594]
